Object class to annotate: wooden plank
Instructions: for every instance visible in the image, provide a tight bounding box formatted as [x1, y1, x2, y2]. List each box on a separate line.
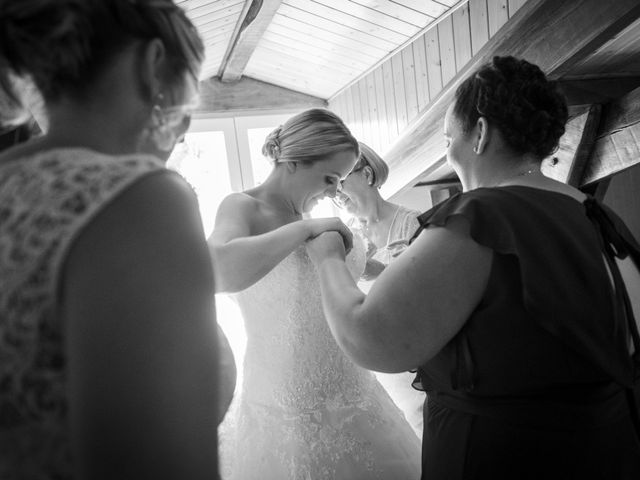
[347, 0, 435, 26]
[251, 44, 362, 78]
[373, 67, 391, 150]
[269, 16, 389, 59]
[487, 0, 510, 37]
[279, 1, 408, 46]
[424, 28, 443, 100]
[351, 83, 365, 140]
[438, 15, 457, 86]
[358, 78, 373, 144]
[343, 88, 356, 129]
[402, 45, 420, 122]
[541, 104, 602, 186]
[452, 2, 473, 71]
[469, 0, 489, 55]
[366, 74, 382, 152]
[247, 46, 355, 85]
[196, 76, 326, 113]
[508, 0, 529, 16]
[382, 59, 400, 139]
[582, 85, 640, 185]
[392, 0, 449, 18]
[380, 0, 640, 198]
[413, 34, 431, 111]
[391, 54, 409, 132]
[259, 30, 372, 69]
[308, 0, 420, 36]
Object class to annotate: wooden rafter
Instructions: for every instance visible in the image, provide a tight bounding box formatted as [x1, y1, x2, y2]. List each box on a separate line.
[381, 0, 640, 199]
[196, 76, 326, 114]
[581, 85, 640, 186]
[219, 0, 282, 83]
[541, 104, 602, 187]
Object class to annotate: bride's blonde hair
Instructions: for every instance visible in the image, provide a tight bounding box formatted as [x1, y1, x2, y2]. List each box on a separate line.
[262, 109, 359, 166]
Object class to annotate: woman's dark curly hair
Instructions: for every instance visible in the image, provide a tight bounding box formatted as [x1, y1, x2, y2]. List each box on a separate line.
[453, 56, 568, 159]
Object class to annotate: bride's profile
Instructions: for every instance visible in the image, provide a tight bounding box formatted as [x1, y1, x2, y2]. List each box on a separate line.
[208, 108, 421, 479]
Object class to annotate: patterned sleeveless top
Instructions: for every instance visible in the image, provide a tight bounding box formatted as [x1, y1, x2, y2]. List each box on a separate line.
[0, 148, 165, 479]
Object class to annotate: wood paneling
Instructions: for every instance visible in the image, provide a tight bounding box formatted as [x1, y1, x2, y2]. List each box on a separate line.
[329, 0, 530, 159]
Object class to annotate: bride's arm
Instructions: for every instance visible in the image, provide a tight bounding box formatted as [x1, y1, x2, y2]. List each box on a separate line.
[209, 193, 351, 293]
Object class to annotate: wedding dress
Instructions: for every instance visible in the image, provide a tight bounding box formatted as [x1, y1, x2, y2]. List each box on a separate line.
[219, 237, 421, 479]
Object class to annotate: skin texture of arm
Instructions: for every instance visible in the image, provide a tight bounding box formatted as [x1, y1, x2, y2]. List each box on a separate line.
[308, 215, 492, 373]
[209, 192, 351, 293]
[62, 173, 220, 480]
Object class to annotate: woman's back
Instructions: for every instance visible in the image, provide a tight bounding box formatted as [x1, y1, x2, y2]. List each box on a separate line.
[0, 148, 165, 478]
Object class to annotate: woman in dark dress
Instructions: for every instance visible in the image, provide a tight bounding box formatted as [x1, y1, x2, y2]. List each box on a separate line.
[306, 56, 640, 479]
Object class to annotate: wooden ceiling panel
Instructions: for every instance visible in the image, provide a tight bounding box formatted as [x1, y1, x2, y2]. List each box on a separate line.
[258, 37, 371, 71]
[278, 2, 405, 47]
[182, 0, 459, 98]
[267, 16, 389, 58]
[347, 0, 436, 26]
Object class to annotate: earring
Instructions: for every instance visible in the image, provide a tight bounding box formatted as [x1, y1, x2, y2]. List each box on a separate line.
[473, 146, 479, 154]
[147, 93, 177, 152]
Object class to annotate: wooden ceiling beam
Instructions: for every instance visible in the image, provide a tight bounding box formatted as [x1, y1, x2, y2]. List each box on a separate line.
[219, 0, 282, 83]
[380, 0, 640, 199]
[559, 76, 640, 108]
[581, 84, 640, 185]
[541, 104, 602, 186]
[196, 76, 326, 114]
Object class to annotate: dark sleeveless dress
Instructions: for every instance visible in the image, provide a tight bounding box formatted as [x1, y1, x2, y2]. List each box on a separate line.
[409, 186, 640, 480]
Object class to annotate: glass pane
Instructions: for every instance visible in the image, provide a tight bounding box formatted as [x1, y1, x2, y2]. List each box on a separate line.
[167, 131, 246, 391]
[167, 131, 231, 238]
[246, 127, 275, 186]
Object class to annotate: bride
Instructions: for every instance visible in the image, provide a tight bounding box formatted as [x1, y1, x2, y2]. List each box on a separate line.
[209, 108, 420, 479]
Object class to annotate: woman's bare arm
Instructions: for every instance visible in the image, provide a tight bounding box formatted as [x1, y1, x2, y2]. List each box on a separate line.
[63, 173, 219, 480]
[308, 215, 492, 373]
[209, 193, 352, 293]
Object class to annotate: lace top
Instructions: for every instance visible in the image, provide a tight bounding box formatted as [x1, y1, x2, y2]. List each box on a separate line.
[369, 206, 420, 265]
[0, 148, 166, 479]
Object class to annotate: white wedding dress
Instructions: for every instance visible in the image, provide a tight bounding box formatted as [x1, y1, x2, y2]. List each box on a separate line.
[219, 237, 421, 479]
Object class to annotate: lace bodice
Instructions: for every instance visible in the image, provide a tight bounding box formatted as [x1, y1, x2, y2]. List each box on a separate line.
[234, 238, 370, 409]
[224, 236, 421, 479]
[0, 148, 165, 479]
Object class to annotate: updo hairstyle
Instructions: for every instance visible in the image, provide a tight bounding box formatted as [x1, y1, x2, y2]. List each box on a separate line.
[453, 56, 568, 159]
[357, 142, 389, 188]
[262, 109, 359, 166]
[0, 0, 204, 124]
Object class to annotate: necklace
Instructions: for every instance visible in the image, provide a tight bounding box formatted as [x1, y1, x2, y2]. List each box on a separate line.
[496, 166, 539, 187]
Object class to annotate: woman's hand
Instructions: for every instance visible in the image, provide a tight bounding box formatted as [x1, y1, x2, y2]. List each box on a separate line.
[304, 217, 353, 253]
[306, 231, 347, 265]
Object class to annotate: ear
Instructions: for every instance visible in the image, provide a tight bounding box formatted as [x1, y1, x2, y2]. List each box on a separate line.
[139, 39, 167, 102]
[363, 165, 374, 185]
[285, 161, 297, 174]
[474, 116, 490, 155]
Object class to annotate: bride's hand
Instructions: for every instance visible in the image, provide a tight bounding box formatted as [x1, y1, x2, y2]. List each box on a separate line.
[306, 231, 347, 265]
[303, 217, 353, 253]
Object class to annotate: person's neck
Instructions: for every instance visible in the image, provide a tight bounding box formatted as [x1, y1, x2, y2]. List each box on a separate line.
[358, 196, 397, 240]
[45, 104, 141, 156]
[253, 172, 301, 218]
[461, 154, 541, 191]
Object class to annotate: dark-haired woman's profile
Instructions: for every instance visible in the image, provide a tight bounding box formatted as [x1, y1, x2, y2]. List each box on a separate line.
[307, 56, 640, 479]
[0, 1, 234, 479]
